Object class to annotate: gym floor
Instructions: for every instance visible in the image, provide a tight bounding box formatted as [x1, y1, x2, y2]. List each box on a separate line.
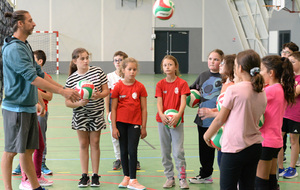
[0, 74, 299, 190]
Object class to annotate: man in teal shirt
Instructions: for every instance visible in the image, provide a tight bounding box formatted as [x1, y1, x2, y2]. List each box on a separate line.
[1, 10, 79, 190]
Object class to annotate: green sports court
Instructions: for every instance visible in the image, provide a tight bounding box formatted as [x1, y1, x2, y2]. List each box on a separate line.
[0, 74, 299, 189]
[1, 0, 300, 189]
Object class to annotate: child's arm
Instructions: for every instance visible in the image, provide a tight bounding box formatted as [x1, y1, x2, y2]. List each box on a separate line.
[203, 106, 230, 147]
[198, 108, 218, 120]
[169, 94, 187, 126]
[39, 90, 53, 101]
[65, 99, 89, 108]
[140, 96, 147, 139]
[37, 90, 46, 117]
[190, 75, 200, 90]
[111, 98, 120, 139]
[157, 97, 168, 125]
[92, 83, 110, 99]
[104, 94, 110, 117]
[295, 84, 300, 97]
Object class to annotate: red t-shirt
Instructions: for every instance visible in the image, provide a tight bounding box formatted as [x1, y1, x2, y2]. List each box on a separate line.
[38, 72, 52, 111]
[155, 77, 190, 122]
[111, 80, 148, 125]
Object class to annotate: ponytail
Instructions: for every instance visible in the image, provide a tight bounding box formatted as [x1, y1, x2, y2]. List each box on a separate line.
[236, 49, 264, 92]
[250, 67, 264, 92]
[261, 55, 295, 105]
[68, 61, 77, 76]
[281, 57, 296, 105]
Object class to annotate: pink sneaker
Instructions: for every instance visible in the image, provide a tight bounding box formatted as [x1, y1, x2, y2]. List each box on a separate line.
[38, 175, 54, 186]
[19, 180, 32, 190]
[127, 179, 146, 190]
[118, 176, 130, 188]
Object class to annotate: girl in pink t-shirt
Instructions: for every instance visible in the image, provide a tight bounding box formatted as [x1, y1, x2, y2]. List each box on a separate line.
[256, 56, 295, 189]
[111, 58, 147, 190]
[204, 50, 267, 190]
[278, 52, 300, 179]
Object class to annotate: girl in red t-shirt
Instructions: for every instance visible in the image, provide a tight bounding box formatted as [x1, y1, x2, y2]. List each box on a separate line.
[155, 55, 190, 189]
[111, 58, 148, 190]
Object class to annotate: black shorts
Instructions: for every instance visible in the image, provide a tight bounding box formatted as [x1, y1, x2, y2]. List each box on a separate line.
[282, 118, 300, 134]
[260, 147, 281, 161]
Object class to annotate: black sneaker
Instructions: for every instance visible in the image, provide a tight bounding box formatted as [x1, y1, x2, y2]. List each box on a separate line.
[91, 174, 100, 187]
[136, 161, 141, 170]
[78, 173, 90, 188]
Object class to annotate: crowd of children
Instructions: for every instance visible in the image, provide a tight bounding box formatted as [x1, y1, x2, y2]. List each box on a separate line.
[10, 45, 300, 190]
[2, 10, 300, 189]
[60, 44, 300, 190]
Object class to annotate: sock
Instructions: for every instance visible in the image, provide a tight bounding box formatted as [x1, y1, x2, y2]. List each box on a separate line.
[269, 174, 278, 190]
[130, 179, 136, 183]
[255, 176, 269, 190]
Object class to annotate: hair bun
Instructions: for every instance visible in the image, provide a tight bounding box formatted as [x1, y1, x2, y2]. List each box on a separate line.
[4, 12, 13, 18]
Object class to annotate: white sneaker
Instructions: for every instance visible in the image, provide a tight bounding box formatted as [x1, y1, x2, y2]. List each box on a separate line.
[38, 175, 53, 186]
[19, 180, 32, 190]
[296, 157, 300, 167]
[188, 175, 213, 184]
[163, 177, 175, 188]
[179, 179, 189, 189]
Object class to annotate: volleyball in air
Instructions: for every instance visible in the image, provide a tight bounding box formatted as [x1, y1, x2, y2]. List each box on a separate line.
[259, 114, 265, 128]
[186, 89, 201, 108]
[210, 127, 223, 151]
[75, 79, 94, 99]
[164, 109, 181, 129]
[153, 0, 175, 20]
[216, 92, 225, 111]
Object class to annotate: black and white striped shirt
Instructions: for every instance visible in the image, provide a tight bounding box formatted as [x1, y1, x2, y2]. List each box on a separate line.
[65, 66, 108, 115]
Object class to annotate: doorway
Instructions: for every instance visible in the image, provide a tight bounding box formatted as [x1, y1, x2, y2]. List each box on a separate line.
[154, 31, 189, 74]
[278, 30, 291, 55]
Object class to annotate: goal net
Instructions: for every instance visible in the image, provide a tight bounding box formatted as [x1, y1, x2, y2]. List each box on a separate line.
[27, 31, 59, 74]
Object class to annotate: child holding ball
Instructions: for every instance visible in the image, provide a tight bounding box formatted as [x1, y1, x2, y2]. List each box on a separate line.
[155, 55, 190, 189]
[111, 58, 147, 190]
[189, 49, 223, 184]
[65, 48, 109, 187]
[204, 50, 267, 189]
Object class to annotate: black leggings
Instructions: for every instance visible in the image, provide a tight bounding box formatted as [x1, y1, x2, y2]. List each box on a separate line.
[197, 125, 215, 177]
[220, 144, 262, 190]
[117, 122, 141, 179]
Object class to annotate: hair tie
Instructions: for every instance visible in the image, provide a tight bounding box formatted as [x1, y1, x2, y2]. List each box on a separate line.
[250, 67, 260, 77]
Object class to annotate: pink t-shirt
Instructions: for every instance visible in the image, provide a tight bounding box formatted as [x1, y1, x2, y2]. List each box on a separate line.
[260, 84, 287, 148]
[221, 81, 267, 153]
[284, 75, 300, 122]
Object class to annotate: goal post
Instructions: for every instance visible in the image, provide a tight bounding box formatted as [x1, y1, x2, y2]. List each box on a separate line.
[27, 31, 60, 74]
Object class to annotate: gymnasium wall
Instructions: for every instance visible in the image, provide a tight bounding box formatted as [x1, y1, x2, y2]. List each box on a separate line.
[269, 10, 300, 52]
[15, 0, 243, 74]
